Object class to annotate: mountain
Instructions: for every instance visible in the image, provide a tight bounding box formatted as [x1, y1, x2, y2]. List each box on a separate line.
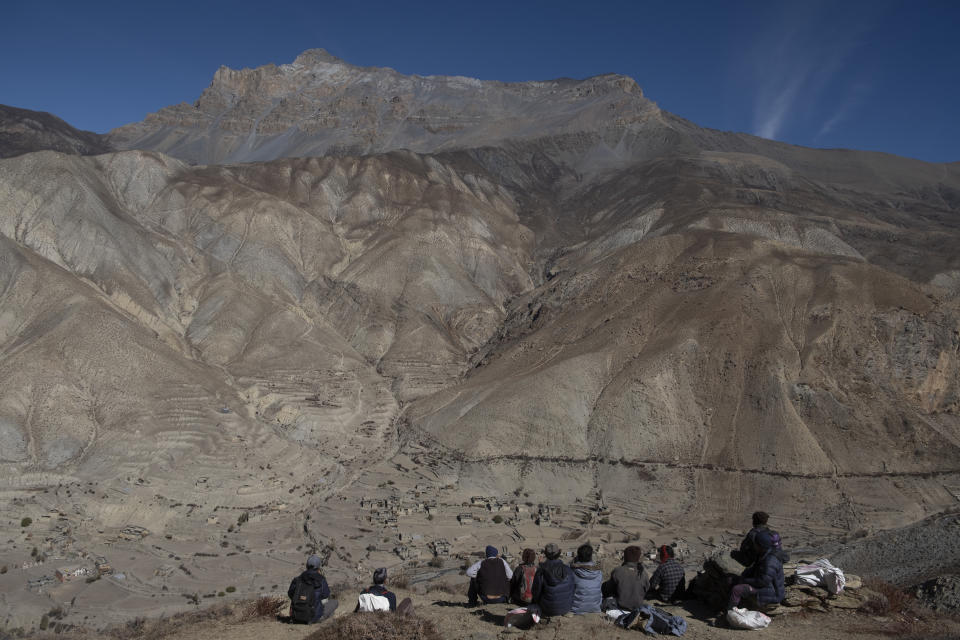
[1, 50, 959, 627]
[0, 104, 113, 158]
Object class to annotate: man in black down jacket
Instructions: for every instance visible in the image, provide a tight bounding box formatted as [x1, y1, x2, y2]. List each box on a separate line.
[728, 530, 785, 611]
[731, 511, 770, 566]
[532, 543, 575, 616]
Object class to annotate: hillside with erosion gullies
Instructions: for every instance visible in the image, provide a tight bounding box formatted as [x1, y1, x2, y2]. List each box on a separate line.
[0, 49, 958, 633]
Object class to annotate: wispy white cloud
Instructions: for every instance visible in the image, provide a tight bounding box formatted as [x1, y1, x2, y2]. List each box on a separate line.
[745, 3, 882, 142]
[815, 81, 872, 141]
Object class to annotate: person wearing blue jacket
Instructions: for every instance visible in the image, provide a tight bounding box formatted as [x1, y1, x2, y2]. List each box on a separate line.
[532, 543, 575, 616]
[727, 530, 785, 610]
[570, 543, 603, 614]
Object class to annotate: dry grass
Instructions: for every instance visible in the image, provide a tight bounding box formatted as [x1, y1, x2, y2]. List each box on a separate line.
[109, 604, 235, 640]
[390, 571, 410, 589]
[860, 578, 916, 617]
[425, 581, 461, 595]
[304, 612, 442, 640]
[852, 578, 960, 639]
[240, 595, 286, 621]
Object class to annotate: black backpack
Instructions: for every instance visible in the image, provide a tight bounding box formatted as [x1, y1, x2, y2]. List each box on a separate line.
[290, 576, 317, 624]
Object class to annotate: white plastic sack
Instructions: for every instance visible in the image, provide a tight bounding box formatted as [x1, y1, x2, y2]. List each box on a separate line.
[726, 607, 771, 630]
[795, 558, 845, 594]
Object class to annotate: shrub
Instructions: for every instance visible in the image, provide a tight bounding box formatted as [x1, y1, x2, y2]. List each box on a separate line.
[225, 586, 236, 593]
[599, 517, 610, 525]
[39, 615, 49, 631]
[304, 612, 441, 640]
[428, 556, 443, 568]
[860, 578, 915, 617]
[21, 517, 32, 527]
[241, 595, 285, 620]
[492, 515, 503, 524]
[217, 592, 225, 597]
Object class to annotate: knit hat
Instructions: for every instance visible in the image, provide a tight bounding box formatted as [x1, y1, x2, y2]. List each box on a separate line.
[485, 545, 498, 558]
[306, 554, 322, 569]
[543, 543, 561, 559]
[373, 567, 387, 584]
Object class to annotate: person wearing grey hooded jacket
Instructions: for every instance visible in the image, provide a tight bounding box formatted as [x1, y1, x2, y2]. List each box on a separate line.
[570, 543, 603, 614]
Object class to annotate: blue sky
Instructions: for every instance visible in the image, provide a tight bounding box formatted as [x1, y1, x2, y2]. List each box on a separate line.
[2, 0, 957, 162]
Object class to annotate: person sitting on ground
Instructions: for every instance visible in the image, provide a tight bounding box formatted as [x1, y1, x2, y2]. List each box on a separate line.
[601, 545, 650, 611]
[288, 554, 338, 624]
[510, 548, 539, 605]
[731, 511, 770, 567]
[466, 545, 513, 605]
[726, 530, 785, 613]
[570, 543, 603, 614]
[647, 544, 686, 603]
[356, 567, 397, 612]
[532, 543, 575, 616]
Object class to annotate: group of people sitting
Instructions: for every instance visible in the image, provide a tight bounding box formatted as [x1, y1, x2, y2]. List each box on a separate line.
[288, 510, 788, 626]
[465, 540, 686, 617]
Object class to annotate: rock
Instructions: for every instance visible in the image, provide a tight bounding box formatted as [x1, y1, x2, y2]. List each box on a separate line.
[845, 574, 862, 590]
[913, 574, 960, 613]
[827, 592, 865, 609]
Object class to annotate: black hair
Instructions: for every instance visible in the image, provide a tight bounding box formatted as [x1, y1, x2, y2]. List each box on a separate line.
[576, 544, 593, 563]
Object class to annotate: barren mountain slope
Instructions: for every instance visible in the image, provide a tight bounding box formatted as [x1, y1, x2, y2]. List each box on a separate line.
[0, 147, 534, 485]
[0, 104, 112, 158]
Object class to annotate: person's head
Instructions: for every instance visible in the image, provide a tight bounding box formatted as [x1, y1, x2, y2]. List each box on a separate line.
[485, 545, 499, 559]
[543, 543, 561, 560]
[623, 546, 642, 564]
[658, 545, 674, 563]
[521, 548, 536, 564]
[752, 511, 769, 528]
[575, 543, 593, 564]
[306, 554, 322, 571]
[373, 567, 387, 585]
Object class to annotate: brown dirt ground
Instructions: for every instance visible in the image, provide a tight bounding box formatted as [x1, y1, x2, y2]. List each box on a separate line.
[102, 587, 960, 640]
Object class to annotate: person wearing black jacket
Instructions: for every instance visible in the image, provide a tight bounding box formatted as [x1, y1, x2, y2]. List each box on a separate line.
[288, 554, 338, 623]
[727, 531, 785, 610]
[731, 511, 769, 566]
[532, 543, 575, 616]
[356, 567, 398, 611]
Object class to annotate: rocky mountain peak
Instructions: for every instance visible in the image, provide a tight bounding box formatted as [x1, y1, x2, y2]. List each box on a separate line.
[291, 47, 348, 67]
[109, 49, 656, 166]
